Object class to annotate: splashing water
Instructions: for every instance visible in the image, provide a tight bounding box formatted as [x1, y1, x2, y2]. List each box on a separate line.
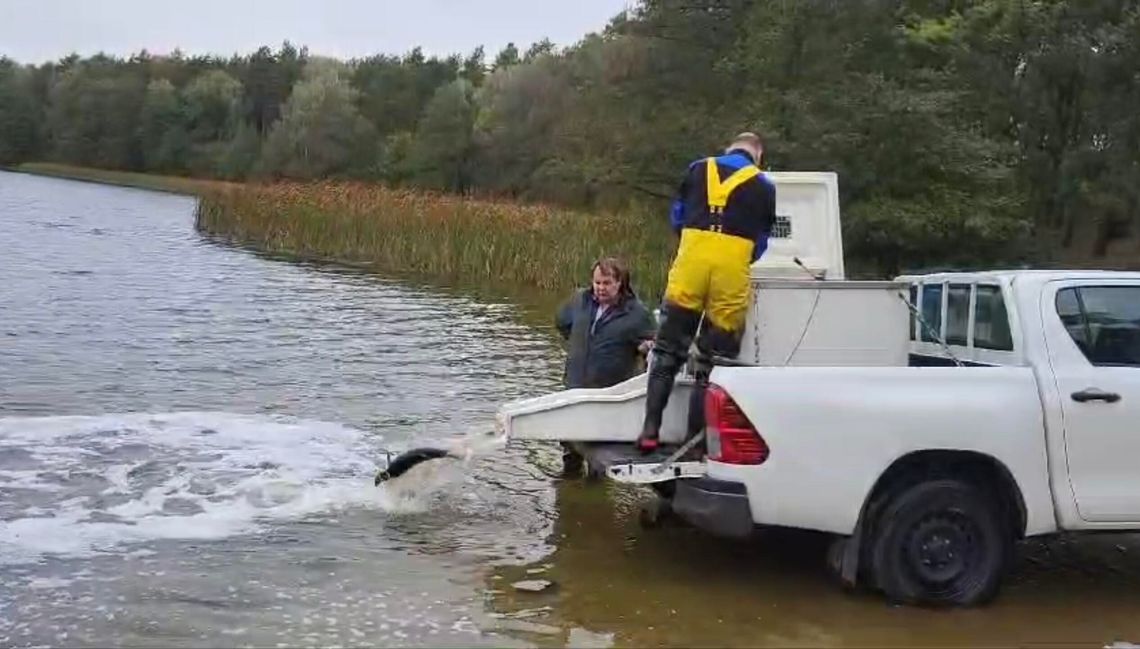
[373, 425, 511, 506]
[0, 411, 453, 566]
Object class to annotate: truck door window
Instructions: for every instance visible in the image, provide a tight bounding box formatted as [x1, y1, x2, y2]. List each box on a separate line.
[1057, 286, 1140, 367]
[909, 285, 918, 341]
[920, 283, 943, 342]
[1056, 288, 1090, 355]
[974, 285, 1013, 351]
[946, 284, 971, 346]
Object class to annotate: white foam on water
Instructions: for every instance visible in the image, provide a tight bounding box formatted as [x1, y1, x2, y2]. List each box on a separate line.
[25, 577, 74, 590]
[0, 470, 66, 493]
[0, 412, 415, 565]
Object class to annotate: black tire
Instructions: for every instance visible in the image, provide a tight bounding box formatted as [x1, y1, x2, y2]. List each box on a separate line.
[869, 479, 1010, 607]
[825, 536, 857, 590]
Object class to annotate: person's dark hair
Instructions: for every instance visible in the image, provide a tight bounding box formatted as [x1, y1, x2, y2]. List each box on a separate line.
[592, 256, 635, 301]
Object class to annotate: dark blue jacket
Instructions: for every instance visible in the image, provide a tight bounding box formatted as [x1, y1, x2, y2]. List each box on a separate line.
[669, 149, 777, 261]
[555, 289, 656, 389]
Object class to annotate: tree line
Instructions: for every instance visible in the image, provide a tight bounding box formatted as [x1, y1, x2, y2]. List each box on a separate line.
[1, 0, 1137, 275]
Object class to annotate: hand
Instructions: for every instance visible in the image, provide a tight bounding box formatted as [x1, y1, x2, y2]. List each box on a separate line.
[638, 340, 655, 355]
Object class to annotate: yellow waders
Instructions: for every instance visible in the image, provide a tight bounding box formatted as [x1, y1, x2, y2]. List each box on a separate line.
[662, 158, 759, 333]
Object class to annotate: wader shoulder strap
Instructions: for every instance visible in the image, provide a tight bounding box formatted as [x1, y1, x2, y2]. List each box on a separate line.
[705, 158, 760, 210]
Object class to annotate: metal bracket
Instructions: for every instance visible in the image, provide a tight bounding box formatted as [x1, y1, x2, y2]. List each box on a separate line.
[652, 430, 706, 475]
[608, 460, 707, 484]
[605, 430, 709, 485]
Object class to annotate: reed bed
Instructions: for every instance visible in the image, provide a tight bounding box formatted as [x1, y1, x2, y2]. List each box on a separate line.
[195, 181, 673, 303]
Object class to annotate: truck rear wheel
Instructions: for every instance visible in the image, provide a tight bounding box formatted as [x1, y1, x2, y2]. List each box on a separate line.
[869, 479, 1009, 607]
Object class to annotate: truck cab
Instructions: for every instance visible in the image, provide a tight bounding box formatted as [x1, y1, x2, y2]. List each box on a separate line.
[895, 269, 1140, 525]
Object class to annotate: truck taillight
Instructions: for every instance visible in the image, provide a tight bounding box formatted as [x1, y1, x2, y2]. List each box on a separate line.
[705, 383, 768, 465]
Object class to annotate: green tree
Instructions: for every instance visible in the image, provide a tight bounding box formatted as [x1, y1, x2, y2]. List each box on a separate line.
[0, 58, 42, 165]
[137, 78, 185, 171]
[473, 57, 571, 197]
[493, 43, 520, 70]
[351, 47, 459, 136]
[216, 120, 262, 179]
[408, 79, 477, 191]
[240, 42, 307, 135]
[950, 0, 1140, 259]
[45, 58, 147, 169]
[180, 70, 244, 175]
[461, 47, 487, 86]
[524, 38, 556, 62]
[259, 63, 378, 178]
[182, 70, 242, 142]
[722, 0, 1028, 275]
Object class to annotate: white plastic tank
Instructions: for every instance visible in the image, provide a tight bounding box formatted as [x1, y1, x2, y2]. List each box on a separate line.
[730, 171, 909, 367]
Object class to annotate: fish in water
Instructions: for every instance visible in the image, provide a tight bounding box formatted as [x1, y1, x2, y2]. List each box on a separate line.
[375, 447, 459, 485]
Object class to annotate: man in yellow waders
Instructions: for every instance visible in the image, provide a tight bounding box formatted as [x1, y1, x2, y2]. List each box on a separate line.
[637, 132, 776, 453]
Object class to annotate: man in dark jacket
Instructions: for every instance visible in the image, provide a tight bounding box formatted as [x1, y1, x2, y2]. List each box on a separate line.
[555, 257, 656, 475]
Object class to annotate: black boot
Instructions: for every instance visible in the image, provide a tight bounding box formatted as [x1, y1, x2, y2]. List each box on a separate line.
[638, 361, 677, 454]
[561, 442, 584, 477]
[638, 302, 700, 454]
[684, 363, 711, 459]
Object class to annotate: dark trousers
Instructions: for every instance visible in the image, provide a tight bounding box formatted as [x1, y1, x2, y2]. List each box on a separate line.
[641, 302, 744, 441]
[561, 442, 584, 473]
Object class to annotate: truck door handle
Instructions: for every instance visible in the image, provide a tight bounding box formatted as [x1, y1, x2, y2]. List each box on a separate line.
[1071, 388, 1122, 404]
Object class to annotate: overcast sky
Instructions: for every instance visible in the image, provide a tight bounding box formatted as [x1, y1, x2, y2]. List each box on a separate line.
[0, 0, 635, 64]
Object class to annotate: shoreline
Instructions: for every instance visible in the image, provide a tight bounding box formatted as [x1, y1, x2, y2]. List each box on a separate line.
[6, 163, 240, 196]
[8, 163, 638, 333]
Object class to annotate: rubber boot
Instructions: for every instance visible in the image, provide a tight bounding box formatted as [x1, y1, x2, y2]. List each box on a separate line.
[684, 366, 710, 460]
[561, 442, 584, 477]
[638, 302, 699, 454]
[638, 367, 676, 454]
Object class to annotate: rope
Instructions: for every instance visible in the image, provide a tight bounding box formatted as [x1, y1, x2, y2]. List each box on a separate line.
[780, 257, 826, 366]
[650, 430, 707, 476]
[781, 284, 823, 366]
[896, 291, 964, 368]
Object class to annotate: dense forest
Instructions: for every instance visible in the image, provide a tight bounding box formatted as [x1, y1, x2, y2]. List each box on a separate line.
[2, 0, 1138, 274]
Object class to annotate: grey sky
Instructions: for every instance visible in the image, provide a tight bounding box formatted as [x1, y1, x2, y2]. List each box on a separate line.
[1, 0, 634, 65]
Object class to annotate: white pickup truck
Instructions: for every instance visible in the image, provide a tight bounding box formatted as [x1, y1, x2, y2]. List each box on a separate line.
[496, 173, 1140, 607]
[686, 269, 1140, 607]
